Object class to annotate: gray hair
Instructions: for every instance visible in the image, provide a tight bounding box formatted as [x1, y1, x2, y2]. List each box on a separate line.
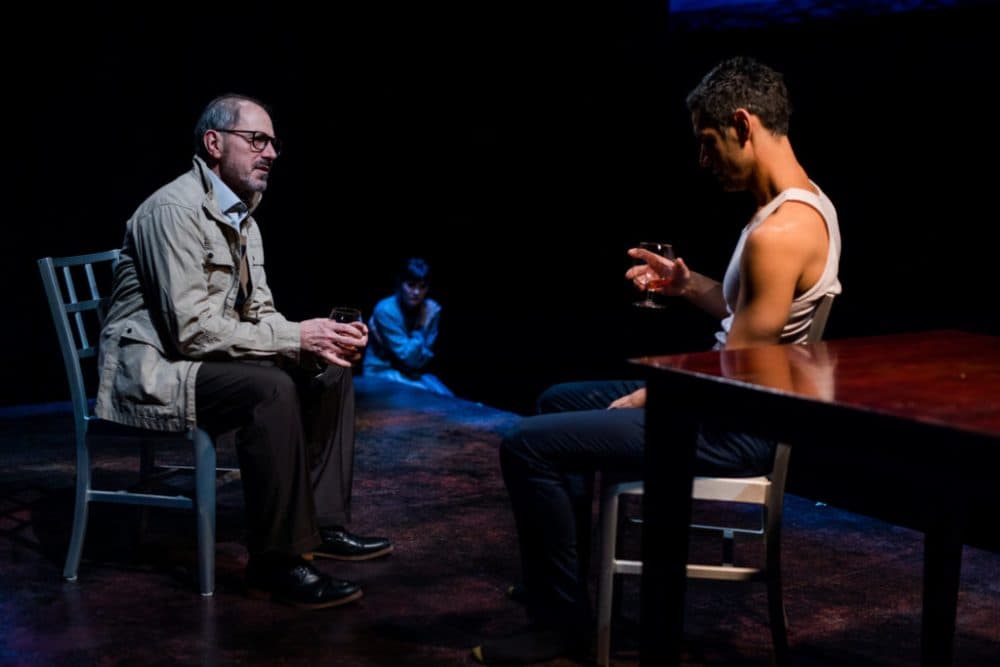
[193, 93, 272, 159]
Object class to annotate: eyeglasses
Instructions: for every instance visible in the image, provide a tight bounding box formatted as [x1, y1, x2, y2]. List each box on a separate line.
[215, 128, 283, 155]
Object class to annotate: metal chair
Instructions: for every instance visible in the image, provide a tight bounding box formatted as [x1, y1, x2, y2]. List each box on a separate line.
[595, 294, 835, 666]
[38, 250, 232, 596]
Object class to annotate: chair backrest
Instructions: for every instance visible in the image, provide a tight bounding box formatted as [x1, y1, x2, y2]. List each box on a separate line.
[805, 293, 835, 344]
[690, 291, 836, 550]
[37, 250, 121, 431]
[761, 292, 834, 494]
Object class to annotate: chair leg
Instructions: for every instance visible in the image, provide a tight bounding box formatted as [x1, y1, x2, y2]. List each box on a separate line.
[766, 548, 789, 666]
[191, 428, 216, 597]
[575, 471, 595, 588]
[63, 435, 91, 581]
[136, 444, 155, 542]
[596, 487, 622, 667]
[609, 495, 631, 624]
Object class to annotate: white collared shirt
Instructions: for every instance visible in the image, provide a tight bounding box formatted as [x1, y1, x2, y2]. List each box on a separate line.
[205, 169, 249, 233]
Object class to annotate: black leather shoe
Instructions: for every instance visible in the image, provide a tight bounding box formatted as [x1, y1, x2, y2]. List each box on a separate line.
[314, 526, 394, 561]
[245, 556, 362, 609]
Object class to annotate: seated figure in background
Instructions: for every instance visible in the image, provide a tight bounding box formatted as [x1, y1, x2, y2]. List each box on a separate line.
[363, 257, 454, 397]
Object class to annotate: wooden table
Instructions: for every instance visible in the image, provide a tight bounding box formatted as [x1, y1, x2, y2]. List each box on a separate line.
[635, 330, 1000, 666]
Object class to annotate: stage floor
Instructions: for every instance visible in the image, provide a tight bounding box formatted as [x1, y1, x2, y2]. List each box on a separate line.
[0, 378, 996, 666]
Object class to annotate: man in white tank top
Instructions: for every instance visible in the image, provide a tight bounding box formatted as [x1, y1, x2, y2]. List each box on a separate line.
[473, 57, 841, 665]
[616, 56, 842, 407]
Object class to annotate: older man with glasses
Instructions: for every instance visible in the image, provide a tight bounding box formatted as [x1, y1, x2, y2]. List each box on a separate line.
[95, 93, 392, 609]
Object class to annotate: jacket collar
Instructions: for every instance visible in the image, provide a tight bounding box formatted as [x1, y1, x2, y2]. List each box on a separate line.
[192, 155, 263, 226]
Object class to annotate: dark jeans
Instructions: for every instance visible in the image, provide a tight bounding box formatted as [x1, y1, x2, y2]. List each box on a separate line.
[195, 361, 356, 557]
[500, 380, 776, 625]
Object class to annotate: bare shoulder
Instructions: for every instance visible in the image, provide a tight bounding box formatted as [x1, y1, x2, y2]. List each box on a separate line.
[745, 198, 829, 296]
[750, 200, 826, 252]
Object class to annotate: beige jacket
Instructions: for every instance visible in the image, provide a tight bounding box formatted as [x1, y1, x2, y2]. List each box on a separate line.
[94, 156, 300, 431]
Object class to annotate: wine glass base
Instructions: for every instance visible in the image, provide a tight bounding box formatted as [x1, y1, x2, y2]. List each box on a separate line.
[633, 301, 667, 309]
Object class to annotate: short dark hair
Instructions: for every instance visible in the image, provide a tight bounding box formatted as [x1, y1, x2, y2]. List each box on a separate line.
[193, 93, 273, 159]
[686, 56, 791, 136]
[399, 257, 431, 285]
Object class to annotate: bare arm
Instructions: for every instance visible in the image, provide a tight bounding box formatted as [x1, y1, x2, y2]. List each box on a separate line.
[678, 269, 728, 320]
[726, 204, 824, 350]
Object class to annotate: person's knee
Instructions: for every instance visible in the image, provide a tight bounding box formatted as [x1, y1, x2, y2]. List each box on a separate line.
[318, 364, 353, 393]
[499, 417, 553, 475]
[500, 421, 533, 468]
[536, 383, 574, 414]
[250, 367, 298, 408]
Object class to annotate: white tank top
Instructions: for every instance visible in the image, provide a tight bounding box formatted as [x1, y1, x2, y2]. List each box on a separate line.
[714, 182, 842, 348]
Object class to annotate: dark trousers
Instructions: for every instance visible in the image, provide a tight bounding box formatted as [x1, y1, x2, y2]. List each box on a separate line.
[195, 361, 356, 557]
[500, 380, 776, 626]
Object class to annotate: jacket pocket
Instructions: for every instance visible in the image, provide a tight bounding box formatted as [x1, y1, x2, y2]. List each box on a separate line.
[113, 322, 184, 408]
[205, 238, 236, 301]
[246, 239, 265, 291]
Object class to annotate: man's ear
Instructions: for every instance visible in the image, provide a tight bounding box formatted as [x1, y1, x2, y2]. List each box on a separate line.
[731, 108, 752, 144]
[203, 130, 224, 159]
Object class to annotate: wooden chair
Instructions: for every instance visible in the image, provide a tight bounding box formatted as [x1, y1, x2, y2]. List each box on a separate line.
[595, 293, 835, 666]
[38, 250, 234, 596]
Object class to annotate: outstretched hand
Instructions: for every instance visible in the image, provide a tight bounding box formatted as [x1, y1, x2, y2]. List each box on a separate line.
[625, 247, 691, 297]
[301, 318, 368, 367]
[608, 387, 646, 409]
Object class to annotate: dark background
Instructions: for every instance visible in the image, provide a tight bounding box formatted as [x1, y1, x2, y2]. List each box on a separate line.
[7, 1, 998, 416]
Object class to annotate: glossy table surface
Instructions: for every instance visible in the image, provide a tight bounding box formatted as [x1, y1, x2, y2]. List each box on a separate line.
[634, 329, 1000, 438]
[633, 329, 1000, 666]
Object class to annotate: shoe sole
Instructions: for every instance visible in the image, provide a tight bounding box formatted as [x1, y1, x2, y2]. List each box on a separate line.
[246, 586, 364, 610]
[311, 544, 394, 562]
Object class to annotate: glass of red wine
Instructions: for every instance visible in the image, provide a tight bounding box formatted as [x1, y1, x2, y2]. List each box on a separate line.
[632, 241, 675, 309]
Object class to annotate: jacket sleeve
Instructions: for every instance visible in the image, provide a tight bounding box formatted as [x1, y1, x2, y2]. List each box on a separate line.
[370, 298, 436, 373]
[422, 300, 442, 350]
[129, 204, 300, 360]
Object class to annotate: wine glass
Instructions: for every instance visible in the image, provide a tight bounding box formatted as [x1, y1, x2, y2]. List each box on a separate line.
[632, 241, 675, 309]
[329, 306, 362, 326]
[320, 307, 364, 374]
[329, 306, 364, 347]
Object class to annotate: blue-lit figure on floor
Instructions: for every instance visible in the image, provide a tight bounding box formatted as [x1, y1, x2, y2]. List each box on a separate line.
[363, 258, 454, 397]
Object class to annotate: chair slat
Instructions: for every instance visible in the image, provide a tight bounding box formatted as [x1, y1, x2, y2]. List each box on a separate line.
[60, 265, 90, 351]
[38, 249, 220, 596]
[65, 299, 104, 314]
